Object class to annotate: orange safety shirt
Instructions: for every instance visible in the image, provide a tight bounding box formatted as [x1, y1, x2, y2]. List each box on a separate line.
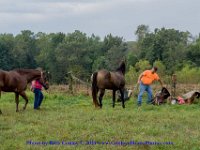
[141, 70, 160, 85]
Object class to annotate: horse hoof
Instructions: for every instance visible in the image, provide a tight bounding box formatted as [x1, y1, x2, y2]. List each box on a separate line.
[95, 105, 100, 108]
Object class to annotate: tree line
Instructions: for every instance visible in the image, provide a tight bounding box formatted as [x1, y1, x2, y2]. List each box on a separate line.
[0, 25, 200, 84]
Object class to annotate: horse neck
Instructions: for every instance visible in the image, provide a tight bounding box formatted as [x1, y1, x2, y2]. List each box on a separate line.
[27, 72, 41, 83]
[116, 67, 125, 75]
[116, 70, 125, 76]
[116, 62, 125, 75]
[16, 69, 41, 83]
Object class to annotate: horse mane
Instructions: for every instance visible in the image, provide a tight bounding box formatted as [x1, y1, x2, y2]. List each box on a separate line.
[14, 69, 40, 75]
[116, 61, 126, 75]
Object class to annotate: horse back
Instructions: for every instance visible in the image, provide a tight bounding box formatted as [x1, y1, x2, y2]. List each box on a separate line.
[0, 70, 27, 92]
[110, 72, 125, 88]
[96, 70, 125, 90]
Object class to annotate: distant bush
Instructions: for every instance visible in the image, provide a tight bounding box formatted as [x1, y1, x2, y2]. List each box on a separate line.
[135, 60, 151, 73]
[125, 66, 138, 85]
[175, 64, 200, 84]
[126, 62, 200, 85]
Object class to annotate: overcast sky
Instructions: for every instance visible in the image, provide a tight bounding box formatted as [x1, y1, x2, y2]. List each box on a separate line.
[0, 0, 199, 41]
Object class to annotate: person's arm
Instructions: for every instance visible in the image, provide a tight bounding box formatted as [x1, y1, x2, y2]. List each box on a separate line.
[43, 82, 48, 90]
[137, 73, 144, 84]
[158, 79, 163, 87]
[30, 81, 34, 92]
[38, 80, 48, 90]
[30, 85, 33, 92]
[155, 73, 163, 87]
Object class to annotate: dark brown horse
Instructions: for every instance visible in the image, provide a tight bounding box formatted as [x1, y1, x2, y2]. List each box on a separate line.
[0, 69, 49, 113]
[91, 61, 126, 108]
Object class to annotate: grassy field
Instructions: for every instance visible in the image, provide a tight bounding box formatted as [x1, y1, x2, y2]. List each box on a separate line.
[0, 90, 200, 150]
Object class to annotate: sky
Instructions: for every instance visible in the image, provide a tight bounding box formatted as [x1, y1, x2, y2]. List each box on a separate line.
[0, 0, 199, 41]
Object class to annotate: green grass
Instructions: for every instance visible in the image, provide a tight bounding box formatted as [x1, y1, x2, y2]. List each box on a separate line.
[1, 91, 200, 150]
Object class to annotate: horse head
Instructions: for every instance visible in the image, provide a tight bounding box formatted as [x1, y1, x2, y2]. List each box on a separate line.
[39, 70, 50, 90]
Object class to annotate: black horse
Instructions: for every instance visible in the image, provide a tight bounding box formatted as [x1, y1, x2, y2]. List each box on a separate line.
[91, 61, 126, 108]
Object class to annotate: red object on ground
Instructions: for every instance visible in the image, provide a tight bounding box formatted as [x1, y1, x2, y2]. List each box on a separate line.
[177, 96, 185, 104]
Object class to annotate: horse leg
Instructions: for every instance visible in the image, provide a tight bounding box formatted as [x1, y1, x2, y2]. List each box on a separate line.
[92, 72, 100, 108]
[112, 90, 116, 108]
[19, 91, 29, 110]
[120, 88, 125, 108]
[99, 89, 105, 108]
[15, 92, 19, 112]
[93, 87, 100, 108]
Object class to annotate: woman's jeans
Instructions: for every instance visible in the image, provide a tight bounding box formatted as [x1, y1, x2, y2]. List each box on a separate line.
[34, 88, 44, 109]
[137, 82, 152, 106]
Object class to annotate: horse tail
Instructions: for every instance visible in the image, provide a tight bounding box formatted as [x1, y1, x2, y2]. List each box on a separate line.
[91, 72, 99, 107]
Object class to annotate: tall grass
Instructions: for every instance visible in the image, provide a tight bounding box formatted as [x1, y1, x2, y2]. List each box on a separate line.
[1, 91, 200, 150]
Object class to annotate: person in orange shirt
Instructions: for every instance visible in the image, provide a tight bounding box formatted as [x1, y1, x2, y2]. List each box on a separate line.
[137, 66, 163, 106]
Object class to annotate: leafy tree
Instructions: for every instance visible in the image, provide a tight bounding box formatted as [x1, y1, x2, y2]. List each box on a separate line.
[36, 32, 66, 83]
[0, 34, 15, 70]
[176, 64, 200, 84]
[126, 51, 138, 69]
[53, 30, 93, 82]
[136, 26, 190, 74]
[186, 38, 200, 66]
[135, 24, 149, 41]
[0, 27, 199, 85]
[153, 60, 166, 76]
[13, 30, 37, 68]
[92, 56, 106, 71]
[104, 45, 127, 70]
[135, 60, 151, 73]
[98, 34, 128, 70]
[125, 66, 138, 85]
